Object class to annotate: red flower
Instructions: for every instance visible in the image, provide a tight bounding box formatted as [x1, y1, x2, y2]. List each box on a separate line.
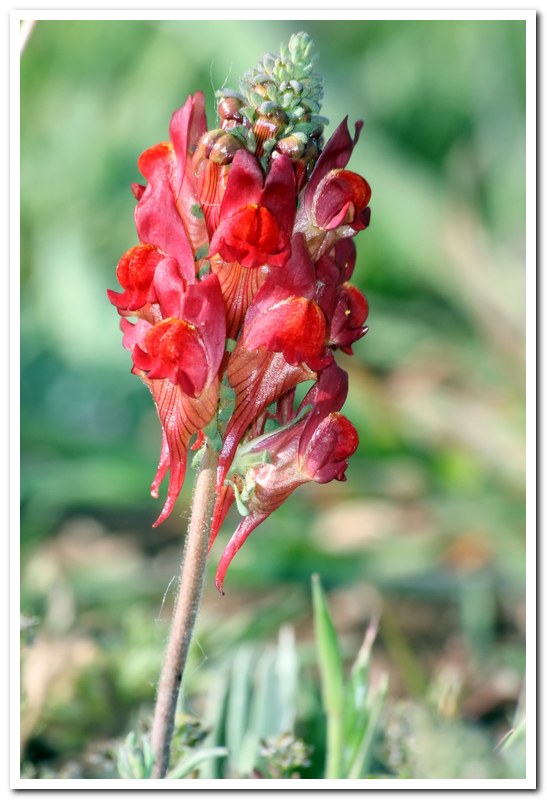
[241, 234, 330, 370]
[209, 150, 296, 268]
[311, 169, 371, 231]
[329, 282, 369, 354]
[303, 116, 363, 216]
[212, 365, 357, 592]
[117, 267, 225, 526]
[128, 267, 226, 397]
[295, 117, 371, 257]
[107, 244, 163, 314]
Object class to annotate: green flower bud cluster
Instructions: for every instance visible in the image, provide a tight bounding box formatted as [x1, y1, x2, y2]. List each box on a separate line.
[241, 31, 324, 122]
[216, 32, 328, 173]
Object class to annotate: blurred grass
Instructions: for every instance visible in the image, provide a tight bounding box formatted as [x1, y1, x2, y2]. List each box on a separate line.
[20, 19, 526, 779]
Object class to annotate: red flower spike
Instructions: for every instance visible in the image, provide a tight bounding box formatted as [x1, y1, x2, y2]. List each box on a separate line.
[111, 40, 371, 591]
[107, 244, 163, 313]
[209, 150, 296, 269]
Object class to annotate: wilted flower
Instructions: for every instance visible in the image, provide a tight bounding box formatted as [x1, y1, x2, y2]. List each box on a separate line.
[108, 32, 371, 591]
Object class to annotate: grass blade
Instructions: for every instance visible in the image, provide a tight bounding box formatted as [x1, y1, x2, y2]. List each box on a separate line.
[311, 574, 345, 779]
[167, 746, 229, 779]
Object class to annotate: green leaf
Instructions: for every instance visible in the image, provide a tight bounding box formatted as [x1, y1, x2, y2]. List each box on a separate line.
[116, 731, 155, 779]
[311, 574, 345, 778]
[347, 673, 388, 779]
[226, 646, 256, 776]
[167, 746, 229, 779]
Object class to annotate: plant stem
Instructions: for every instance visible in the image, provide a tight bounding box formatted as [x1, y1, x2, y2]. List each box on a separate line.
[150, 443, 218, 779]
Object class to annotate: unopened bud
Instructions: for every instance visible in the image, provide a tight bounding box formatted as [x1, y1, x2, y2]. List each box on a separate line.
[209, 132, 244, 165]
[193, 128, 226, 163]
[276, 133, 306, 160]
[218, 96, 245, 126]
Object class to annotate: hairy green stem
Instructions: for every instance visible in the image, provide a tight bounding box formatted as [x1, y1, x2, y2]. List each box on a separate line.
[150, 444, 218, 779]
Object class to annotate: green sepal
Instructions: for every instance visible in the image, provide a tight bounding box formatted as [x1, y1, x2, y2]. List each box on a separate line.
[225, 479, 251, 517]
[198, 260, 210, 279]
[195, 244, 209, 261]
[190, 203, 204, 219]
[203, 417, 223, 453]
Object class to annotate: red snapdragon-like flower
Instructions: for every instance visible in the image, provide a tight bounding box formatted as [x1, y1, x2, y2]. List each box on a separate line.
[295, 117, 372, 258]
[135, 92, 209, 268]
[241, 234, 330, 370]
[209, 149, 296, 269]
[130, 268, 225, 397]
[109, 33, 372, 591]
[107, 244, 163, 314]
[211, 366, 357, 592]
[311, 169, 371, 231]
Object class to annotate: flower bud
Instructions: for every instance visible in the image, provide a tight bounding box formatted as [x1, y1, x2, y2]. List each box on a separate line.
[192, 128, 226, 163]
[209, 133, 245, 165]
[275, 133, 306, 160]
[218, 95, 245, 125]
[253, 106, 289, 157]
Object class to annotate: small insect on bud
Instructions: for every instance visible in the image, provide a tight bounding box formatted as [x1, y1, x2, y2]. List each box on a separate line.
[209, 133, 245, 165]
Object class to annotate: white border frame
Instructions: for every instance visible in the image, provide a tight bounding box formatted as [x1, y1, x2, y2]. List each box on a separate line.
[11, 9, 536, 793]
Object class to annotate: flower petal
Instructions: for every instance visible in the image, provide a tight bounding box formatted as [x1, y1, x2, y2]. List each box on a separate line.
[145, 377, 220, 527]
[135, 143, 197, 282]
[304, 117, 363, 218]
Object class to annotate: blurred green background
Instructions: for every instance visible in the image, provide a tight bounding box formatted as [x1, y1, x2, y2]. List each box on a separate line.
[20, 19, 526, 779]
